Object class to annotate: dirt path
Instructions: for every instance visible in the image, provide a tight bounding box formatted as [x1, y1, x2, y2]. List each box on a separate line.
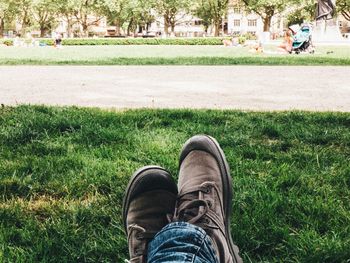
[0, 66, 349, 111]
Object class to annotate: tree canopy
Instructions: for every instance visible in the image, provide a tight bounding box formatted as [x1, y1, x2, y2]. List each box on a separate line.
[338, 0, 350, 21]
[0, 0, 348, 37]
[241, 0, 294, 31]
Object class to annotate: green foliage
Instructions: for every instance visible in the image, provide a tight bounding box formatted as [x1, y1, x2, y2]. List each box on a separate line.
[97, 0, 131, 31]
[337, 0, 350, 21]
[68, 0, 103, 37]
[35, 37, 227, 45]
[238, 35, 246, 44]
[286, 0, 315, 26]
[32, 0, 58, 37]
[16, 0, 34, 35]
[242, 0, 294, 31]
[194, 0, 229, 36]
[1, 106, 350, 262]
[154, 0, 191, 35]
[0, 0, 18, 36]
[2, 38, 12, 45]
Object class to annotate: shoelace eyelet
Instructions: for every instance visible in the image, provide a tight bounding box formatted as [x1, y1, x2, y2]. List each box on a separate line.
[203, 187, 211, 194]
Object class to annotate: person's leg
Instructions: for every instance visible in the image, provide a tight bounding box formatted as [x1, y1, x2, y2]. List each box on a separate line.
[122, 166, 178, 263]
[123, 136, 242, 263]
[173, 135, 243, 263]
[147, 222, 219, 263]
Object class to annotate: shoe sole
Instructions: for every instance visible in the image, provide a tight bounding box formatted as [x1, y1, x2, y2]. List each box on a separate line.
[179, 135, 241, 263]
[122, 165, 177, 233]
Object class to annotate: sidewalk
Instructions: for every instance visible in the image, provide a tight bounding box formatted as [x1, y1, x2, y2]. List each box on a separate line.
[0, 66, 349, 111]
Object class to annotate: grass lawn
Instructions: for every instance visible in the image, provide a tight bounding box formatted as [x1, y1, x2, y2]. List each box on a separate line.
[1, 45, 350, 65]
[1, 105, 349, 262]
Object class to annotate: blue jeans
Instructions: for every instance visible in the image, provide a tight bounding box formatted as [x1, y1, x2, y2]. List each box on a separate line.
[147, 222, 219, 263]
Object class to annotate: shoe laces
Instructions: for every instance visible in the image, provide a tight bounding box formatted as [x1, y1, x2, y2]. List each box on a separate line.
[172, 182, 216, 226]
[127, 225, 157, 262]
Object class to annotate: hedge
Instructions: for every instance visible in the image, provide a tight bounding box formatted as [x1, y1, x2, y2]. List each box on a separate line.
[1, 37, 230, 46]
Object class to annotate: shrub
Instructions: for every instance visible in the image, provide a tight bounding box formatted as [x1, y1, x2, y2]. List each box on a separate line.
[0, 39, 13, 46]
[1, 37, 233, 46]
[40, 37, 230, 46]
[238, 36, 247, 45]
[245, 32, 258, 41]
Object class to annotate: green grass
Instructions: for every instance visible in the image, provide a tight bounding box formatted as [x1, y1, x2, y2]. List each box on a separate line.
[1, 105, 349, 262]
[1, 45, 350, 65]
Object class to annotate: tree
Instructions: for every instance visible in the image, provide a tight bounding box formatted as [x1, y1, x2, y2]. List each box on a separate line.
[0, 0, 17, 37]
[154, 0, 190, 36]
[16, 0, 34, 36]
[98, 0, 131, 35]
[126, 0, 156, 35]
[338, 0, 350, 21]
[56, 0, 77, 37]
[32, 0, 57, 37]
[286, 0, 315, 26]
[194, 0, 229, 36]
[71, 0, 103, 37]
[242, 0, 292, 32]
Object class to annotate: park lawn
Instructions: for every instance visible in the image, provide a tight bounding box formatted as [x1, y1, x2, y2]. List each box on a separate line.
[1, 45, 350, 65]
[1, 105, 350, 262]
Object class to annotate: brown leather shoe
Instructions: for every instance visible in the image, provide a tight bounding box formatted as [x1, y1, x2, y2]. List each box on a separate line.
[173, 135, 243, 263]
[123, 166, 177, 263]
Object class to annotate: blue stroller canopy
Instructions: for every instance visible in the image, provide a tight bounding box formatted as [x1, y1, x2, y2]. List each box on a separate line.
[292, 25, 312, 49]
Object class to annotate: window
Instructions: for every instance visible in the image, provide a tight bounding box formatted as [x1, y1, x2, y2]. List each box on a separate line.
[248, 19, 257, 27]
[194, 20, 203, 26]
[233, 7, 241, 14]
[234, 20, 240, 27]
[338, 21, 343, 27]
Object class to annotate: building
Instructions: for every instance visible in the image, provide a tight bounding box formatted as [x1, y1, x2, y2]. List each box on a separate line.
[227, 1, 285, 38]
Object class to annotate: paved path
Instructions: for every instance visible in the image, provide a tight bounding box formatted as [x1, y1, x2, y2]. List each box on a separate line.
[1, 66, 349, 111]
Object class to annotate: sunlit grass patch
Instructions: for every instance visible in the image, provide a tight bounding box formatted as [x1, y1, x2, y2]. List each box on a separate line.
[0, 106, 349, 262]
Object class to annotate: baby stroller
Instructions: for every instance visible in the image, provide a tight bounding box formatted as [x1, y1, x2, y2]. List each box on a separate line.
[290, 24, 314, 54]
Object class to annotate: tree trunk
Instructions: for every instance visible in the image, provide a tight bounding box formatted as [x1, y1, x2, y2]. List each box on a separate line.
[21, 18, 27, 36]
[170, 22, 175, 33]
[0, 18, 4, 38]
[21, 10, 31, 36]
[164, 15, 169, 36]
[40, 25, 46, 37]
[115, 20, 121, 36]
[127, 18, 133, 36]
[263, 16, 272, 32]
[214, 20, 220, 36]
[82, 14, 89, 37]
[82, 23, 88, 37]
[342, 11, 350, 21]
[66, 16, 73, 38]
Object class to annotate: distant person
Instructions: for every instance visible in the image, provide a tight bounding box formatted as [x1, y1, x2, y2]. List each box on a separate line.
[24, 33, 34, 47]
[223, 36, 239, 47]
[13, 35, 22, 47]
[249, 41, 264, 53]
[278, 30, 294, 53]
[55, 33, 62, 48]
